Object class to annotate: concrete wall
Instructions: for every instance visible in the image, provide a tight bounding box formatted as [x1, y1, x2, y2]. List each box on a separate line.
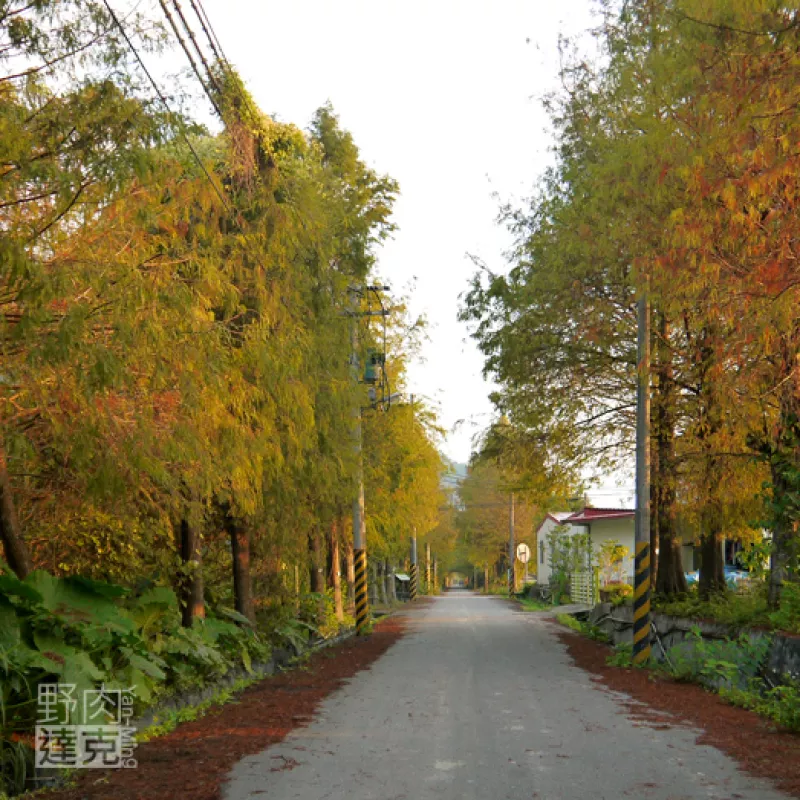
[585, 602, 800, 684]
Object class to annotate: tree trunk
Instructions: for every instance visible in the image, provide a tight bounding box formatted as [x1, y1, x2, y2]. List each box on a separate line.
[384, 558, 394, 603]
[345, 540, 355, 614]
[650, 385, 660, 591]
[695, 324, 727, 599]
[227, 515, 254, 622]
[484, 564, 489, 594]
[768, 458, 793, 609]
[766, 335, 800, 610]
[308, 526, 325, 594]
[374, 559, 385, 605]
[653, 314, 687, 595]
[179, 517, 204, 627]
[0, 443, 31, 578]
[327, 519, 344, 621]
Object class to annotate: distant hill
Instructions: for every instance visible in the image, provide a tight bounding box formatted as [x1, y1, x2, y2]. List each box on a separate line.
[441, 458, 467, 489]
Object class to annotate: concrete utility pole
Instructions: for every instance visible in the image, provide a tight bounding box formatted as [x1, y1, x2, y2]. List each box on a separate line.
[508, 492, 516, 596]
[425, 541, 431, 594]
[633, 294, 652, 664]
[410, 530, 418, 600]
[350, 289, 369, 636]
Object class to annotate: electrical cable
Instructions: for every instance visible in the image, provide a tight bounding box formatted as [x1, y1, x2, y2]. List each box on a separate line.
[170, 0, 223, 96]
[188, 0, 267, 129]
[190, 0, 229, 68]
[158, 0, 222, 118]
[101, 0, 232, 213]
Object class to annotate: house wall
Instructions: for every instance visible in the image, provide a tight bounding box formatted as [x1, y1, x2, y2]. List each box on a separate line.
[535, 516, 566, 584]
[588, 518, 635, 585]
[538, 514, 637, 586]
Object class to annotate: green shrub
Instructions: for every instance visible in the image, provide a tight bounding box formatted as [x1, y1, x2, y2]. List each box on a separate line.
[606, 642, 634, 667]
[720, 679, 800, 732]
[662, 627, 771, 691]
[556, 613, 582, 632]
[768, 582, 800, 634]
[654, 588, 772, 630]
[0, 566, 272, 796]
[603, 582, 633, 606]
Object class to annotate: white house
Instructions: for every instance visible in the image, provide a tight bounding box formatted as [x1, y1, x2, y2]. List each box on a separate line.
[534, 511, 578, 584]
[536, 508, 635, 585]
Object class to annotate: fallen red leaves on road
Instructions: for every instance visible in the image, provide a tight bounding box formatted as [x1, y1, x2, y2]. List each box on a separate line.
[556, 625, 800, 798]
[30, 614, 408, 800]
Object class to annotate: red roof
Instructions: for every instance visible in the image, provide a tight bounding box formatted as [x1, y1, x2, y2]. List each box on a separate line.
[567, 508, 634, 523]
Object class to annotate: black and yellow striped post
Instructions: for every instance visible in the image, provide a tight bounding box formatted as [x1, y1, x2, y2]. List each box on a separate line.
[354, 548, 369, 635]
[633, 294, 652, 666]
[410, 532, 418, 601]
[633, 542, 651, 664]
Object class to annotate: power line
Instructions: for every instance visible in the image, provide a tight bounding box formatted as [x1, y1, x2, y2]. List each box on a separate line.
[101, 0, 232, 213]
[158, 0, 222, 117]
[161, 0, 270, 155]
[171, 0, 223, 96]
[191, 0, 231, 69]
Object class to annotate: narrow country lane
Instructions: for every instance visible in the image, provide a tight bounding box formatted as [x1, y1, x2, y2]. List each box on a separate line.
[222, 594, 788, 800]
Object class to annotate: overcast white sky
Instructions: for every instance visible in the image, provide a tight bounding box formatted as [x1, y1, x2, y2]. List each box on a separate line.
[193, 1, 632, 504]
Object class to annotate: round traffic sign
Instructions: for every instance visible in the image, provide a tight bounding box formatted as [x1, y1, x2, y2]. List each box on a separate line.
[516, 543, 531, 564]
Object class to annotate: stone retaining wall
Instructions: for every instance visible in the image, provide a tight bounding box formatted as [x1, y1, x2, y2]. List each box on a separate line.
[585, 602, 800, 683]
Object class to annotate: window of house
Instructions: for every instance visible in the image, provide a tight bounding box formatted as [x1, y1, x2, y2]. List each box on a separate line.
[540, 543, 545, 564]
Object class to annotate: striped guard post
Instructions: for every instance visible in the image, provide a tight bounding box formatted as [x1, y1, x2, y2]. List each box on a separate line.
[354, 548, 369, 635]
[632, 541, 651, 664]
[410, 563, 418, 601]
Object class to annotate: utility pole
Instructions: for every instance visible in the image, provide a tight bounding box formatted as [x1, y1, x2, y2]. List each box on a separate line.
[633, 294, 652, 664]
[410, 530, 418, 600]
[508, 491, 516, 596]
[350, 289, 369, 635]
[425, 541, 431, 594]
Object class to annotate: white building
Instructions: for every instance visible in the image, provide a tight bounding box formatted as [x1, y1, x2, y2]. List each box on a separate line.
[536, 508, 635, 585]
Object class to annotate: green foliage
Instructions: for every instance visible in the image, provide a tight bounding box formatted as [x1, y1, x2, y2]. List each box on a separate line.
[555, 613, 608, 642]
[767, 582, 800, 634]
[137, 676, 258, 742]
[738, 539, 772, 582]
[606, 642, 634, 667]
[663, 627, 771, 692]
[547, 525, 591, 602]
[556, 613, 583, 632]
[720, 682, 800, 733]
[596, 541, 629, 586]
[603, 582, 633, 606]
[0, 3, 451, 794]
[0, 568, 270, 795]
[654, 590, 777, 631]
[517, 596, 550, 612]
